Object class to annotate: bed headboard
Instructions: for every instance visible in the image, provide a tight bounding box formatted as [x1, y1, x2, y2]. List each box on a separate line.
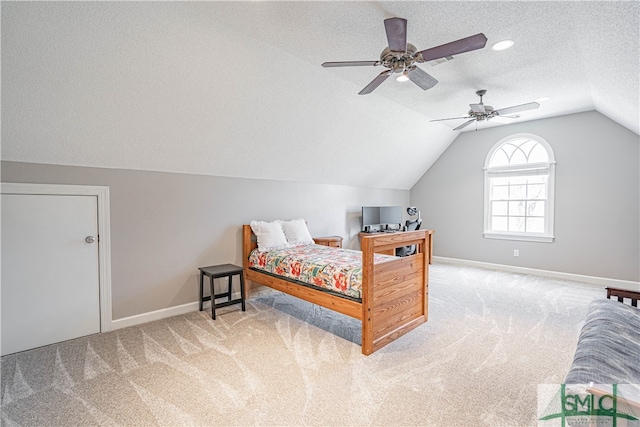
[242, 225, 258, 269]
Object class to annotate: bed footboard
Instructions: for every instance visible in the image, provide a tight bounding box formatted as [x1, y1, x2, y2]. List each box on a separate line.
[360, 230, 431, 355]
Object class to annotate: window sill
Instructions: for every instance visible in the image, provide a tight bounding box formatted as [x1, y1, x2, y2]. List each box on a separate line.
[483, 232, 554, 243]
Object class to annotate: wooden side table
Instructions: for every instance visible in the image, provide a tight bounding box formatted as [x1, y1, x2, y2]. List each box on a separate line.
[198, 264, 246, 320]
[313, 236, 343, 248]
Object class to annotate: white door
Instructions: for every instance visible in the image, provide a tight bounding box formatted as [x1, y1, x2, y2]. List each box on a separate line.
[1, 194, 101, 356]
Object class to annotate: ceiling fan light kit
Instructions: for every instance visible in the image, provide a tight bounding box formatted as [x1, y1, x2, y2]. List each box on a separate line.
[321, 17, 487, 95]
[396, 72, 410, 82]
[491, 39, 515, 51]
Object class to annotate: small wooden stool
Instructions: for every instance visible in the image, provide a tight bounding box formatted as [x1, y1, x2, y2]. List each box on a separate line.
[198, 264, 246, 320]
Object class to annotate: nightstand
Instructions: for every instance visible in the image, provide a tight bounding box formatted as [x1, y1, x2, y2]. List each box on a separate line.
[313, 236, 343, 248]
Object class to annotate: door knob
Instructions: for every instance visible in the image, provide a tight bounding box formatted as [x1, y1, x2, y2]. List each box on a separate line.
[85, 236, 95, 244]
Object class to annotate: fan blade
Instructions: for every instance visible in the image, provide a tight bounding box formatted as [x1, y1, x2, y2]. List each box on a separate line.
[407, 67, 438, 91]
[430, 116, 471, 122]
[384, 17, 407, 52]
[453, 119, 476, 131]
[358, 71, 391, 95]
[493, 114, 520, 121]
[322, 61, 379, 67]
[494, 102, 540, 116]
[417, 33, 488, 63]
[470, 103, 485, 113]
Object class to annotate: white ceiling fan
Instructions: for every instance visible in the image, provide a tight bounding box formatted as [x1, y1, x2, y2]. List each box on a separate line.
[431, 89, 540, 130]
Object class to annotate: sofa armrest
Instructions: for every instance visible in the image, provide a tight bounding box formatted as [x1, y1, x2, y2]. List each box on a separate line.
[564, 298, 640, 385]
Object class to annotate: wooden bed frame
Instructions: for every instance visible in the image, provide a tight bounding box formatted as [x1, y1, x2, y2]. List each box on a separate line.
[242, 225, 433, 355]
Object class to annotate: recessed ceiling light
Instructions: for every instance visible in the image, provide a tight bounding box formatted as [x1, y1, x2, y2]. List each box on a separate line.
[492, 40, 515, 51]
[535, 96, 550, 103]
[396, 73, 409, 82]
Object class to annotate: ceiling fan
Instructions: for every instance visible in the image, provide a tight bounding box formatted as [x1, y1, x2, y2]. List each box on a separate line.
[431, 89, 541, 131]
[321, 17, 487, 95]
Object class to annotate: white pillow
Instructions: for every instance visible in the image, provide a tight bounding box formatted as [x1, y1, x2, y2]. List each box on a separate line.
[250, 220, 289, 251]
[281, 219, 315, 245]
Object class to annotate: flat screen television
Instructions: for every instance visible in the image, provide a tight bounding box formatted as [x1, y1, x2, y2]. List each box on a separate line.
[362, 206, 403, 231]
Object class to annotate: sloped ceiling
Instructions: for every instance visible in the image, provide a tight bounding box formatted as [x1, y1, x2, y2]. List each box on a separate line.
[1, 2, 638, 190]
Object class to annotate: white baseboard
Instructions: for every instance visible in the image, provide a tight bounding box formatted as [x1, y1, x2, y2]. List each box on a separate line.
[112, 261, 639, 331]
[111, 292, 243, 330]
[433, 256, 640, 291]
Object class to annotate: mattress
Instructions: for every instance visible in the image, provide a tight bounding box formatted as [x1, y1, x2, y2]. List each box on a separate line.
[248, 244, 396, 300]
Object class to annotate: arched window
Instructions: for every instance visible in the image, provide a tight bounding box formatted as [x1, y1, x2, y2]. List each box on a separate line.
[484, 134, 556, 242]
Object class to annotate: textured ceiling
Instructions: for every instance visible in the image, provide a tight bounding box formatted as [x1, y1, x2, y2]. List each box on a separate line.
[2, 2, 638, 190]
[192, 1, 639, 134]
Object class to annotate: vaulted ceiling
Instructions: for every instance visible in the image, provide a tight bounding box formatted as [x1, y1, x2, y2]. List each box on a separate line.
[2, 2, 638, 190]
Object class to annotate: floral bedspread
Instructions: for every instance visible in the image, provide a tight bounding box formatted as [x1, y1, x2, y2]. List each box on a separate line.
[248, 244, 396, 299]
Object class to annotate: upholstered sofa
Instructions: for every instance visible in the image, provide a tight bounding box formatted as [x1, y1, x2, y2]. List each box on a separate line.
[565, 287, 640, 385]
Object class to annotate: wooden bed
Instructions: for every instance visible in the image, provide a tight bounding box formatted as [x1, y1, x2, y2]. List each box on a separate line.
[242, 225, 433, 355]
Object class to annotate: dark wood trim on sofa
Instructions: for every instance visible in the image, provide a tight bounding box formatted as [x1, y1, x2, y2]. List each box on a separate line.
[606, 287, 640, 307]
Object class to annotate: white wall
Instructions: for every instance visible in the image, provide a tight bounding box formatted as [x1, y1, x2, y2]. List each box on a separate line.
[0, 1, 452, 190]
[1, 1, 414, 322]
[1, 161, 408, 320]
[411, 111, 640, 282]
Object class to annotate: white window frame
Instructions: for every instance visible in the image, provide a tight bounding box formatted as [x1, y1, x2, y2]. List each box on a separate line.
[483, 133, 556, 243]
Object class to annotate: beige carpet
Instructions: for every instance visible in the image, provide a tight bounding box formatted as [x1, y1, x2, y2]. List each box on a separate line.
[1, 263, 603, 426]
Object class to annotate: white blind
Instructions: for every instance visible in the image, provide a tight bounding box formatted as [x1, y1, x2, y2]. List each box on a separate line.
[487, 166, 549, 178]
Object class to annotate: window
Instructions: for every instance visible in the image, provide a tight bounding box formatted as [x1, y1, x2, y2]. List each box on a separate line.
[484, 134, 555, 242]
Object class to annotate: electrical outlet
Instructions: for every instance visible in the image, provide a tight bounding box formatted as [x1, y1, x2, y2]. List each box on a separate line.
[514, 249, 520, 257]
